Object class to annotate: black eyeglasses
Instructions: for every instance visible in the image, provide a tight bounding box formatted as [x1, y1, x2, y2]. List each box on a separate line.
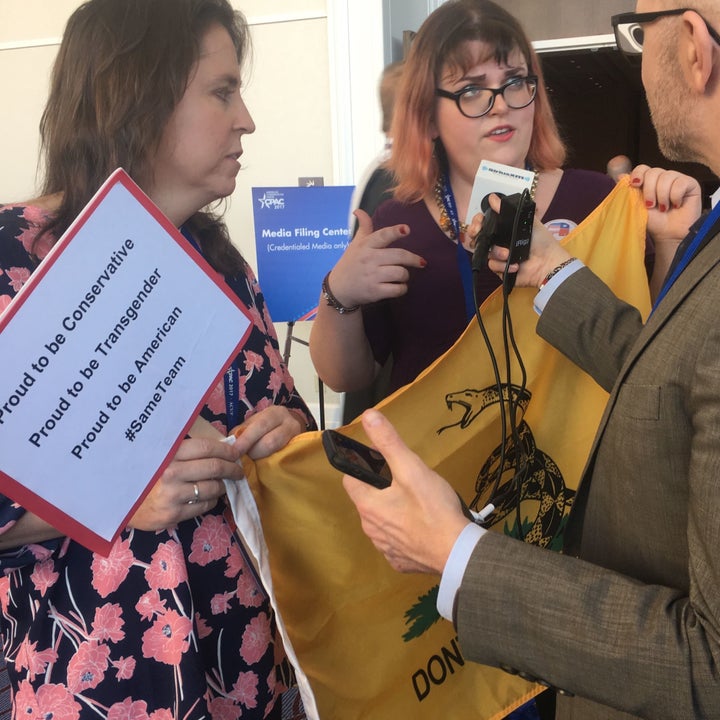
[435, 75, 538, 119]
[612, 9, 720, 55]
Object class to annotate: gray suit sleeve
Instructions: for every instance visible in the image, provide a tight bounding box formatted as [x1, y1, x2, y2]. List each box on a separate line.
[536, 267, 644, 393]
[455, 529, 720, 719]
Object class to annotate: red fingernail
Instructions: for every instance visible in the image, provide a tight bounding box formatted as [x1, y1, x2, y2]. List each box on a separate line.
[631, 177, 641, 185]
[399, 225, 409, 236]
[419, 258, 427, 268]
[645, 201, 654, 208]
[658, 204, 667, 213]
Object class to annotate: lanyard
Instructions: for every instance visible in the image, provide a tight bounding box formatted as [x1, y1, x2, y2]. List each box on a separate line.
[438, 173, 475, 322]
[180, 225, 242, 430]
[652, 202, 720, 313]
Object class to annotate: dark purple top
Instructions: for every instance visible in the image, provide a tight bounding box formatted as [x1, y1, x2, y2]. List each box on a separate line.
[363, 168, 621, 392]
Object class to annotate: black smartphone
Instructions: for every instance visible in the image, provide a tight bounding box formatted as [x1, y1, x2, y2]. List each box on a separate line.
[322, 429, 392, 489]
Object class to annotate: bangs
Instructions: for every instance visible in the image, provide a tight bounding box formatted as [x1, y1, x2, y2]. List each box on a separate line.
[438, 20, 530, 80]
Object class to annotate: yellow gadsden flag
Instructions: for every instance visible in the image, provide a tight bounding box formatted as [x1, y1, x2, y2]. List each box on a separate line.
[244, 179, 650, 719]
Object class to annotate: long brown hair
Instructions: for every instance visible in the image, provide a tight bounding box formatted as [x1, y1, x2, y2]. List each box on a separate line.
[389, 0, 566, 203]
[38, 0, 250, 273]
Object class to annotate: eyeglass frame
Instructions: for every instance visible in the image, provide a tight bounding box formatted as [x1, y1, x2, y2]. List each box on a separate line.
[611, 9, 720, 56]
[434, 75, 539, 119]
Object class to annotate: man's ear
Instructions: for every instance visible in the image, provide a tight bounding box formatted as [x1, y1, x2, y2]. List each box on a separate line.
[681, 10, 716, 93]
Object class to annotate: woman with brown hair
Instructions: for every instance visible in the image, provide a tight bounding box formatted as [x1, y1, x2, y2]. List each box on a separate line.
[0, 1, 313, 717]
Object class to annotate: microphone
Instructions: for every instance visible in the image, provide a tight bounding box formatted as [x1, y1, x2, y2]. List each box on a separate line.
[472, 191, 535, 291]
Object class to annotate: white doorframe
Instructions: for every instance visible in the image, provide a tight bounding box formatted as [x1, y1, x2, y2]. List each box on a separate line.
[327, 0, 385, 186]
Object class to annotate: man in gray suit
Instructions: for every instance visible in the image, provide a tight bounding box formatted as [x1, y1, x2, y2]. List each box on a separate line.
[342, 2, 720, 718]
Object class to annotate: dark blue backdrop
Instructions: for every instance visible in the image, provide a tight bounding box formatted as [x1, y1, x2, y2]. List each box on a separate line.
[252, 186, 354, 322]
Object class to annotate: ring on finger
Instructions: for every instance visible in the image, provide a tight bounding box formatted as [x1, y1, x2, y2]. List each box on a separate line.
[187, 482, 200, 505]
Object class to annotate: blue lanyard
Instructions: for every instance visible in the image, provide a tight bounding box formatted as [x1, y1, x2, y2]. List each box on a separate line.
[438, 173, 475, 322]
[180, 225, 241, 430]
[652, 202, 720, 313]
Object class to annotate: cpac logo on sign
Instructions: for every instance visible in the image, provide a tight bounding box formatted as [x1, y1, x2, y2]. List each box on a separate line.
[257, 191, 285, 210]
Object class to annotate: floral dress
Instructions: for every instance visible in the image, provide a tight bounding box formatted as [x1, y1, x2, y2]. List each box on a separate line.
[0, 204, 315, 719]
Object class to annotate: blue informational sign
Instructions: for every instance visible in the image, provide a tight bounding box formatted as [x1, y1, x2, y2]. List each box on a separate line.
[251, 186, 355, 322]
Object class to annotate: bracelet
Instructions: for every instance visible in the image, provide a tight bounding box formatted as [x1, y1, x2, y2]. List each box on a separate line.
[321, 272, 360, 314]
[538, 258, 577, 290]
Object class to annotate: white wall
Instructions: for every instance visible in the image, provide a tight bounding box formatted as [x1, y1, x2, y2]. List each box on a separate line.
[0, 0, 386, 428]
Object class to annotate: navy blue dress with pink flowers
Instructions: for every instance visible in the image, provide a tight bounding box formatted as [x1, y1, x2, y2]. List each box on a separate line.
[0, 204, 315, 719]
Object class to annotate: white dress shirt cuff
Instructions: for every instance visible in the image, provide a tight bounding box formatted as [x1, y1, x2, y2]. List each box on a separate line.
[437, 522, 486, 621]
[533, 258, 585, 315]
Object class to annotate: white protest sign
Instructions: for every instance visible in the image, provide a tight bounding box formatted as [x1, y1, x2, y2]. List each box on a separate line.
[0, 169, 252, 554]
